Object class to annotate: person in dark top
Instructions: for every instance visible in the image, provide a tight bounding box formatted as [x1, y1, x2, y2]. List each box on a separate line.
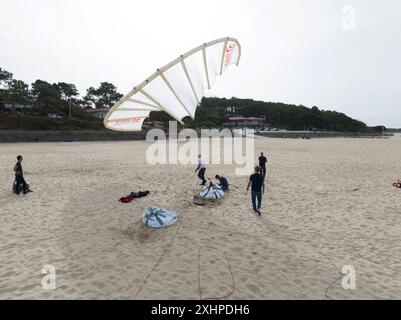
[247, 166, 265, 216]
[215, 175, 229, 192]
[258, 152, 268, 179]
[13, 155, 31, 195]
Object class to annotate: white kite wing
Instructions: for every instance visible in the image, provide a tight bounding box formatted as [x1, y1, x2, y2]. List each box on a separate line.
[104, 37, 241, 132]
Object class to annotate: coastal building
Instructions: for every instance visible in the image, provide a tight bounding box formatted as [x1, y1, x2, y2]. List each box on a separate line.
[223, 116, 267, 129]
[2, 103, 33, 110]
[143, 120, 165, 129]
[86, 108, 109, 120]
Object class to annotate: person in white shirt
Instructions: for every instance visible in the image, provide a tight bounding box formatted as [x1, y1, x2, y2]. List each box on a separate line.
[195, 154, 207, 186]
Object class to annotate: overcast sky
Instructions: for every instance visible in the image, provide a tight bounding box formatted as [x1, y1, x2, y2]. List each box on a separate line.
[1, 0, 400, 127]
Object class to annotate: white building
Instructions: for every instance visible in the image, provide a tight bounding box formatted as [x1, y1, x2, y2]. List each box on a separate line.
[3, 103, 32, 110]
[86, 108, 109, 120]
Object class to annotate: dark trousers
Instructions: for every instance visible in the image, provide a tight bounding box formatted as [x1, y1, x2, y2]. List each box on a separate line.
[15, 175, 28, 195]
[198, 168, 206, 185]
[260, 165, 267, 178]
[251, 191, 262, 211]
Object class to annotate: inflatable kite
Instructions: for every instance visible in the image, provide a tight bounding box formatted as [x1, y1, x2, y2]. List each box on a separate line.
[104, 37, 241, 131]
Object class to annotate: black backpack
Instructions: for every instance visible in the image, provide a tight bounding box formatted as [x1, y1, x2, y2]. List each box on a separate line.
[12, 180, 23, 194]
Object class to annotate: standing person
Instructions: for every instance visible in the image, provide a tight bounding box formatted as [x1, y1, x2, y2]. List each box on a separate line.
[215, 175, 229, 192]
[246, 166, 265, 216]
[195, 154, 207, 186]
[13, 155, 31, 195]
[258, 152, 268, 179]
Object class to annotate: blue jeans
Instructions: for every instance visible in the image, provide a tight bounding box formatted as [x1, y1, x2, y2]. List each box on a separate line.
[251, 191, 262, 211]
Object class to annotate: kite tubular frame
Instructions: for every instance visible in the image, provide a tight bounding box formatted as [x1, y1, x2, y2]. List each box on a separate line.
[104, 37, 241, 132]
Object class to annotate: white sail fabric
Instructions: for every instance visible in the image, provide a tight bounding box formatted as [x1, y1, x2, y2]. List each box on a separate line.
[104, 37, 241, 131]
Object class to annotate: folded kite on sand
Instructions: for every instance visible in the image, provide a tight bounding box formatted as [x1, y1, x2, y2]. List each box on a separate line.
[142, 207, 178, 229]
[199, 185, 225, 200]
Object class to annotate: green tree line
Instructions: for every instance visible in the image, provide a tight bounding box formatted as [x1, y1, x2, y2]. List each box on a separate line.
[0, 67, 122, 119]
[180, 97, 371, 132]
[1, 66, 378, 132]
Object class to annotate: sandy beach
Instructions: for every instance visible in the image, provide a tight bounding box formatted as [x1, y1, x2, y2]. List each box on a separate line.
[1, 135, 401, 300]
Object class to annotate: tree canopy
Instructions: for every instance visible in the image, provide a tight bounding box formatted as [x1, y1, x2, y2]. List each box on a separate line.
[0, 65, 382, 132]
[185, 97, 369, 132]
[0, 66, 124, 120]
[83, 82, 123, 109]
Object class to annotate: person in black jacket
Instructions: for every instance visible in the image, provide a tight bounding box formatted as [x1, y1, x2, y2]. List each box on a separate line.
[215, 175, 229, 192]
[13, 155, 32, 195]
[258, 152, 268, 179]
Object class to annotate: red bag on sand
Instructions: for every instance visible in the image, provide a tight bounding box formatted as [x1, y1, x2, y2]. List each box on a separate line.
[119, 191, 150, 203]
[119, 196, 134, 203]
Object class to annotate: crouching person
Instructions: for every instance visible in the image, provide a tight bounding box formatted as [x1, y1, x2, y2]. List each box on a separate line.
[215, 175, 229, 192]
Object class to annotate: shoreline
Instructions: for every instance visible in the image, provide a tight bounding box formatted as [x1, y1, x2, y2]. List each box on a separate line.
[256, 131, 387, 139]
[0, 130, 388, 143]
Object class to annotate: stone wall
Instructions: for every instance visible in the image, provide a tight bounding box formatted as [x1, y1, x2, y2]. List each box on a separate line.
[0, 130, 147, 143]
[0, 130, 386, 143]
[256, 131, 384, 139]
